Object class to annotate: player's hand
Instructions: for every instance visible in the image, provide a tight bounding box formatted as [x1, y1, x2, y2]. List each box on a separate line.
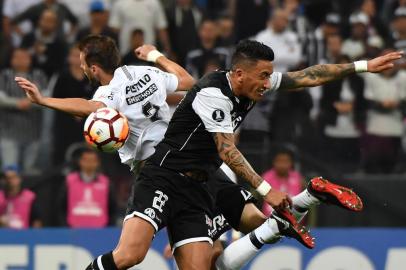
[367, 51, 403, 73]
[15, 77, 44, 105]
[264, 189, 292, 212]
[135, 44, 158, 61]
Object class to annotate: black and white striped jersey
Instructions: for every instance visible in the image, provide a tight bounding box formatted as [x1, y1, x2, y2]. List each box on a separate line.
[150, 70, 282, 174]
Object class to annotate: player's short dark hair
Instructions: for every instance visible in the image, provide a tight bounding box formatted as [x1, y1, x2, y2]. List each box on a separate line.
[78, 34, 120, 74]
[231, 40, 274, 70]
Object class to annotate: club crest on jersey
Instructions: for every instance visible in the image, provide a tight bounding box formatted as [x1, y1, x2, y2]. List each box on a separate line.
[212, 109, 225, 122]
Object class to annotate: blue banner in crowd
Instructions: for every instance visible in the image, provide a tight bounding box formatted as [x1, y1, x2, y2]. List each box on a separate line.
[0, 228, 405, 270]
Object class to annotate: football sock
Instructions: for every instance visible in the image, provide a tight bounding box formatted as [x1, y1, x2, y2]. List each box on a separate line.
[215, 219, 280, 270]
[292, 189, 319, 210]
[291, 206, 308, 223]
[215, 233, 260, 270]
[87, 251, 118, 270]
[253, 218, 280, 244]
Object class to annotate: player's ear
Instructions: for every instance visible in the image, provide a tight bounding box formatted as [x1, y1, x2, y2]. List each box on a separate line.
[90, 65, 98, 74]
[234, 68, 244, 84]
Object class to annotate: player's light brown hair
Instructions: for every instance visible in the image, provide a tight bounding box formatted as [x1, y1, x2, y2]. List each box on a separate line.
[78, 35, 120, 74]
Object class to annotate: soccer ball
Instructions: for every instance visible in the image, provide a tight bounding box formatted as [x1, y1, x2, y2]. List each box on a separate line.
[83, 107, 130, 152]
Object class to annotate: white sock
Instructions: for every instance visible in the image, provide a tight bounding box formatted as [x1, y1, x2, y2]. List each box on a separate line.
[292, 189, 319, 210]
[291, 206, 308, 223]
[215, 233, 260, 270]
[253, 218, 280, 243]
[215, 219, 281, 270]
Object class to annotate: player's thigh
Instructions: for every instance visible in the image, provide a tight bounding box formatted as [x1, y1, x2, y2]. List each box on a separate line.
[238, 202, 267, 234]
[174, 241, 213, 270]
[113, 217, 155, 265]
[212, 170, 260, 231]
[211, 240, 225, 270]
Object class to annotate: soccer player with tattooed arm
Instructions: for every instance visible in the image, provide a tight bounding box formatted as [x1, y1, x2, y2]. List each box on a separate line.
[16, 36, 402, 270]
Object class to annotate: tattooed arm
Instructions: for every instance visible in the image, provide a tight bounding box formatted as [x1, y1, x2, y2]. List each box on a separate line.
[213, 132, 291, 210]
[279, 51, 403, 90]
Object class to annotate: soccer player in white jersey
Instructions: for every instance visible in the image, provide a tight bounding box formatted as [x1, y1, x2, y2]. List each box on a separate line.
[16, 35, 194, 170]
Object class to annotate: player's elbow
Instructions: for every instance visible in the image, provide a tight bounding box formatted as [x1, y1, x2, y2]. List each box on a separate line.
[177, 73, 196, 91]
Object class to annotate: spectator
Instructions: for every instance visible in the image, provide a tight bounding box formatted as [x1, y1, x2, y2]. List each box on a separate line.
[0, 165, 42, 228]
[341, 12, 369, 60]
[185, 18, 230, 78]
[261, 149, 303, 216]
[359, 0, 390, 42]
[2, 0, 41, 46]
[307, 13, 341, 65]
[391, 7, 406, 69]
[382, 0, 406, 25]
[319, 55, 366, 174]
[0, 48, 47, 173]
[233, 0, 271, 41]
[51, 45, 94, 167]
[21, 8, 68, 77]
[12, 0, 78, 41]
[254, 8, 301, 72]
[321, 34, 343, 63]
[109, 0, 172, 55]
[58, 148, 116, 227]
[362, 49, 406, 173]
[216, 14, 235, 48]
[121, 29, 152, 66]
[59, 0, 110, 28]
[268, 87, 313, 149]
[282, 0, 311, 46]
[76, 1, 118, 46]
[166, 0, 202, 65]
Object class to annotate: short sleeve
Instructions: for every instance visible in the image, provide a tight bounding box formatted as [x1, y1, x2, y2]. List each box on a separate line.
[92, 86, 120, 109]
[268, 72, 282, 91]
[150, 67, 178, 93]
[192, 88, 233, 133]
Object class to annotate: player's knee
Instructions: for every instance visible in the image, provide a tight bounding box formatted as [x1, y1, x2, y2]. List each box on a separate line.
[114, 247, 147, 268]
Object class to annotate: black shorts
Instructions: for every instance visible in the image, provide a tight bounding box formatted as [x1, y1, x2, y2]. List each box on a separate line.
[208, 167, 257, 231]
[125, 163, 256, 249]
[125, 163, 220, 249]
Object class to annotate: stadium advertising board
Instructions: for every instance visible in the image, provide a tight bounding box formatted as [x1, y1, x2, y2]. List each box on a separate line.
[0, 228, 405, 270]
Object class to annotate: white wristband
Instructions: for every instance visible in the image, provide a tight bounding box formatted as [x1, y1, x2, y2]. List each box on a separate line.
[256, 181, 272, 196]
[146, 50, 164, 63]
[354, 60, 368, 73]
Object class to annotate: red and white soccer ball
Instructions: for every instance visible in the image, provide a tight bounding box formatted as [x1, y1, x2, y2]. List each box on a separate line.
[84, 107, 130, 152]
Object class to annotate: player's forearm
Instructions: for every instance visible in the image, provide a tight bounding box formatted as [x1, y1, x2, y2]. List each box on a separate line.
[280, 63, 355, 90]
[40, 97, 101, 117]
[156, 57, 195, 90]
[213, 133, 263, 188]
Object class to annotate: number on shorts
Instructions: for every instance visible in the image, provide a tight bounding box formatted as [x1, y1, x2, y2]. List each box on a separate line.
[152, 190, 168, 213]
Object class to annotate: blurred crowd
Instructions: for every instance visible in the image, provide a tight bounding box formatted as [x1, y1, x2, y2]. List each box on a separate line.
[0, 0, 406, 228]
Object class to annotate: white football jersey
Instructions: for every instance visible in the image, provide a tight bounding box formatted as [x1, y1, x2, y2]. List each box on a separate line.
[92, 65, 178, 166]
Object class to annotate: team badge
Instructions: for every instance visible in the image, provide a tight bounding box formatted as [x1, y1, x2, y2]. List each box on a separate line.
[212, 109, 225, 122]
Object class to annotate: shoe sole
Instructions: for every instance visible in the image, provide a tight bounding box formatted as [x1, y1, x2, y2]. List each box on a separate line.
[309, 177, 363, 211]
[274, 209, 315, 249]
